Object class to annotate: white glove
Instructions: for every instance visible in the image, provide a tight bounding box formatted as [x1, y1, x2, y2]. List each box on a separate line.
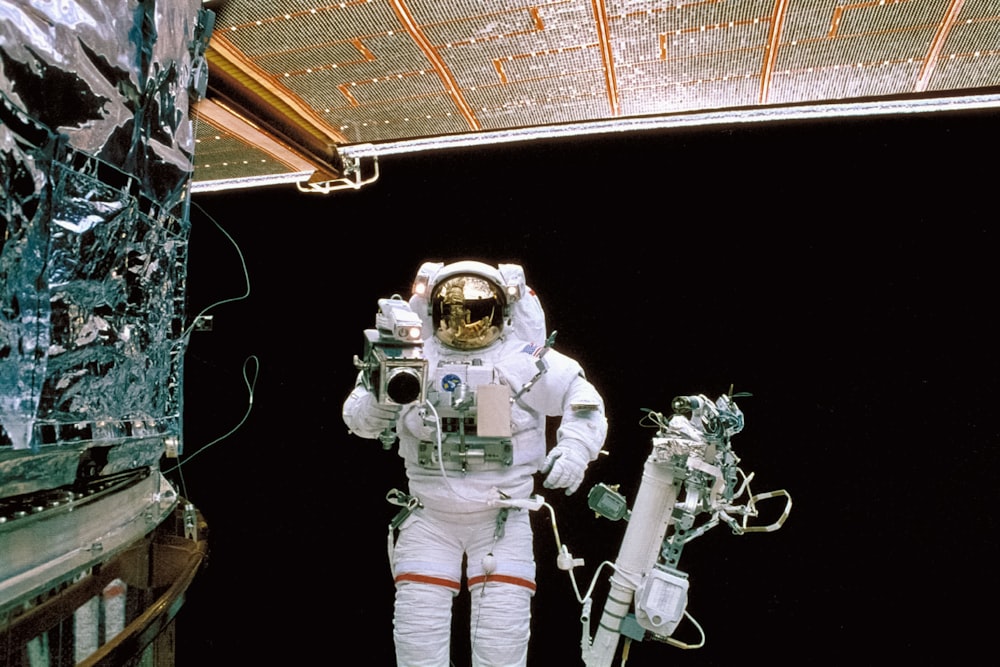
[541, 443, 590, 495]
[400, 405, 436, 441]
[349, 390, 402, 435]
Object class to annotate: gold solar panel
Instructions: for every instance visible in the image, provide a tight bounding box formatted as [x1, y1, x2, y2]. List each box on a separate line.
[192, 0, 1000, 191]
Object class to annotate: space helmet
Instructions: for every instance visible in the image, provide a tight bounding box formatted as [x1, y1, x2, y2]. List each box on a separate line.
[410, 260, 545, 350]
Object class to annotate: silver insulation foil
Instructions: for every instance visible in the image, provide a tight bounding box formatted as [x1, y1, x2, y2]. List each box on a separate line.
[0, 0, 211, 494]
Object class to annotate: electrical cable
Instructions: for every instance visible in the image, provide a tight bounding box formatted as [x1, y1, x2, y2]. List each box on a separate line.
[161, 201, 256, 490]
[176, 199, 252, 345]
[161, 354, 258, 478]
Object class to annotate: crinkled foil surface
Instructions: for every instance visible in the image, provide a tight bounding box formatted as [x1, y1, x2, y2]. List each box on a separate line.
[0, 1, 209, 482]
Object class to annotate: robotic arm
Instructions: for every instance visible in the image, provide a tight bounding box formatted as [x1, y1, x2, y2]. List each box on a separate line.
[574, 392, 791, 666]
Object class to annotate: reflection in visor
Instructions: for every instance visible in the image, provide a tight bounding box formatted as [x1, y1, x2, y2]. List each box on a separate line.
[433, 275, 504, 350]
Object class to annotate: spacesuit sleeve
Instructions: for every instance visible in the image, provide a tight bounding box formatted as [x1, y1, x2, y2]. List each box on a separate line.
[549, 361, 608, 462]
[554, 370, 608, 461]
[501, 348, 608, 461]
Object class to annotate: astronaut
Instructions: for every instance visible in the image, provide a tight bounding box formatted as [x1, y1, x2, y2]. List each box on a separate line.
[343, 260, 608, 667]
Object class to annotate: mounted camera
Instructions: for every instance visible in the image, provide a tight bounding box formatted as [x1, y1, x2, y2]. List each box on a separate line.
[354, 295, 428, 406]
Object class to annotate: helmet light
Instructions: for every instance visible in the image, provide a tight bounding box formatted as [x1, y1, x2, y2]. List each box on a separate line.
[413, 276, 429, 297]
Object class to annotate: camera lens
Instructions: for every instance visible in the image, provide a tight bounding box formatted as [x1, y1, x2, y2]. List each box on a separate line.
[386, 367, 422, 404]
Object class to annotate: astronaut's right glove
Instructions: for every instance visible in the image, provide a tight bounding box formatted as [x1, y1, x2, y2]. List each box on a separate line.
[343, 387, 402, 439]
[541, 442, 590, 495]
[399, 405, 437, 441]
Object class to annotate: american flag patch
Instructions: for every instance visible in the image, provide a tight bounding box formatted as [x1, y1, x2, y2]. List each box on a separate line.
[521, 343, 543, 357]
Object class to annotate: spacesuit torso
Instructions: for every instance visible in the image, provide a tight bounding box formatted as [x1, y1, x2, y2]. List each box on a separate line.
[396, 334, 604, 512]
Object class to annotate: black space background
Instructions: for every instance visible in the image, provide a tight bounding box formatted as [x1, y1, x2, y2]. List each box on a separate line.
[170, 109, 997, 666]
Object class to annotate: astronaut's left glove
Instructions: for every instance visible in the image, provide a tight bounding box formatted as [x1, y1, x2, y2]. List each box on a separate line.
[541, 442, 590, 495]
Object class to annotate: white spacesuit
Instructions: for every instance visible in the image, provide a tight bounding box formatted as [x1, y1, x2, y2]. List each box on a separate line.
[343, 260, 608, 667]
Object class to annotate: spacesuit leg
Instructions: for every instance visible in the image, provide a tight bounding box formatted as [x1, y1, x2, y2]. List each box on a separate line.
[466, 510, 536, 667]
[392, 511, 464, 667]
[394, 580, 458, 667]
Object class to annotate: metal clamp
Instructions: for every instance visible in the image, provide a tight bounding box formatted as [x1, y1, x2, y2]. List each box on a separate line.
[386, 488, 421, 530]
